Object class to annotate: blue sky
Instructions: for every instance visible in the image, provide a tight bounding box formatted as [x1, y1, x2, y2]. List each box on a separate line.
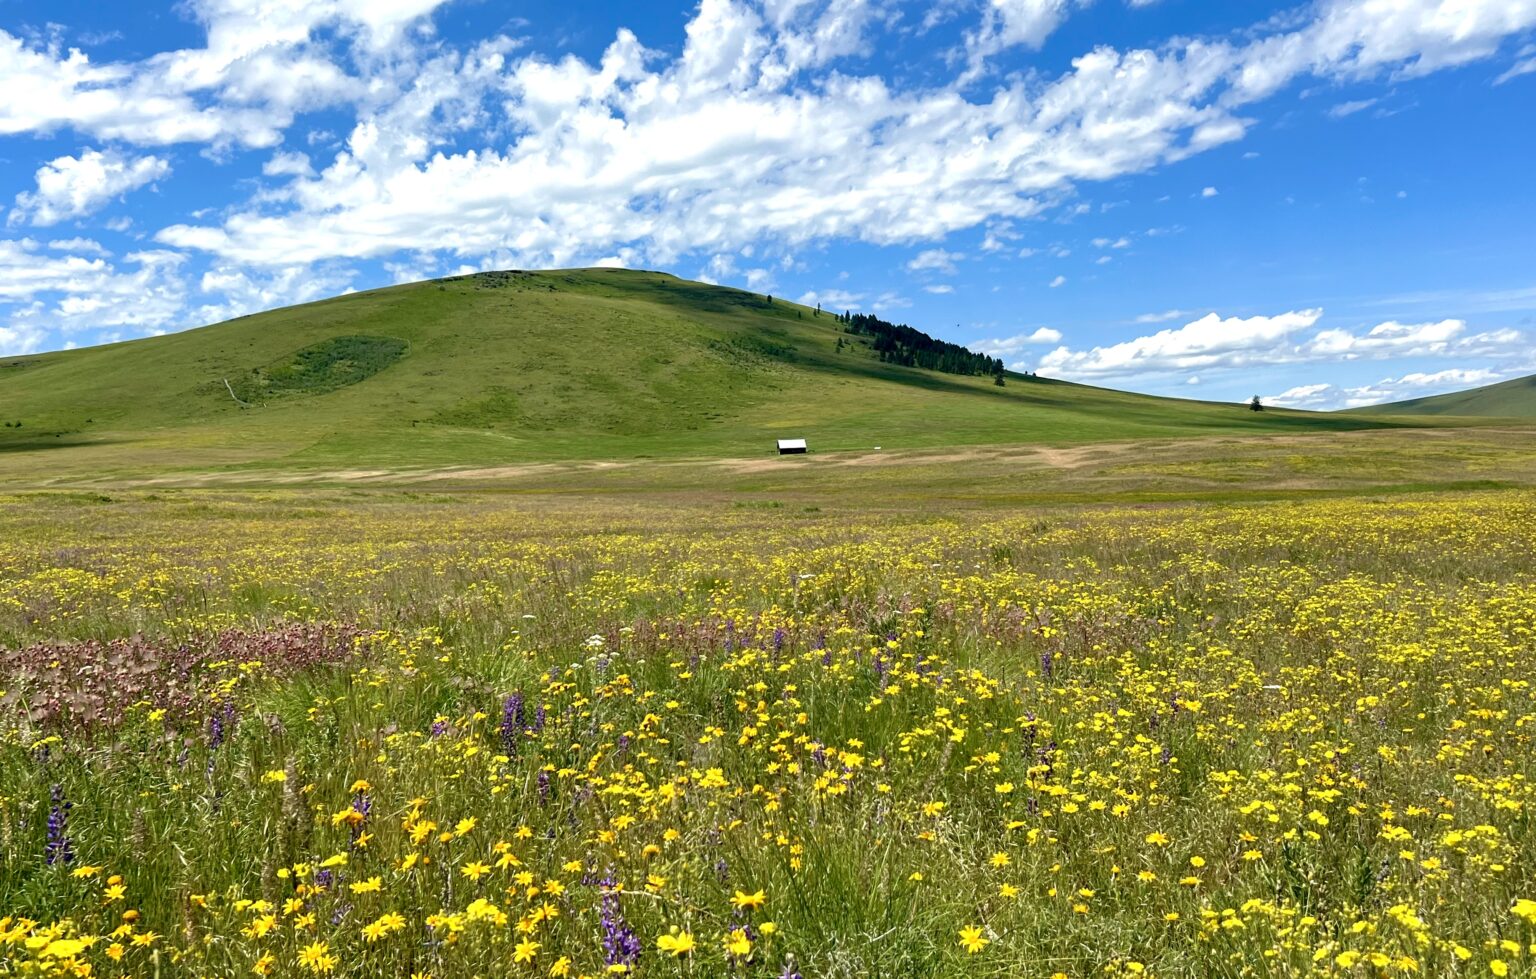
[1, 0, 1534, 409]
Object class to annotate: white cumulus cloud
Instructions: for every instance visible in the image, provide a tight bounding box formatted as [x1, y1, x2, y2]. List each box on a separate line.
[12, 150, 170, 226]
[149, 0, 1536, 272]
[969, 326, 1064, 357]
[1038, 309, 1323, 378]
[1037, 309, 1530, 382]
[907, 248, 965, 274]
[0, 239, 189, 347]
[1270, 367, 1514, 410]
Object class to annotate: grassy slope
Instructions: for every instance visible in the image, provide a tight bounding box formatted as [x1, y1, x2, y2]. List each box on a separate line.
[1348, 371, 1536, 417]
[0, 268, 1413, 481]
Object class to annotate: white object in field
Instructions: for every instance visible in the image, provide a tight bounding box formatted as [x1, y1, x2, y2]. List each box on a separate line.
[777, 438, 808, 454]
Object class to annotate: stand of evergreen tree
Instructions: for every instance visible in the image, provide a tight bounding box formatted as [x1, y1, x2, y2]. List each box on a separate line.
[839, 311, 1003, 377]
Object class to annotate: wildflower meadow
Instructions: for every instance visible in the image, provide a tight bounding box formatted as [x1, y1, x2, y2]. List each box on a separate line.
[2, 491, 1535, 978]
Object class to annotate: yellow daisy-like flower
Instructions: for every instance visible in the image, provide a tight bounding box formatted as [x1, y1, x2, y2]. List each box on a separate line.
[245, 914, 278, 938]
[657, 931, 696, 956]
[514, 939, 540, 963]
[298, 941, 337, 974]
[723, 929, 752, 957]
[731, 889, 766, 910]
[959, 925, 990, 954]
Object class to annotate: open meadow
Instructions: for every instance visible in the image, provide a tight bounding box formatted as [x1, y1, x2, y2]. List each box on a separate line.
[4, 442, 1536, 978]
[5, 0, 1536, 975]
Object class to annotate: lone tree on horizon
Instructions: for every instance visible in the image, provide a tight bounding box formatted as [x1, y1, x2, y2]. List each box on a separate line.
[1249, 395, 1264, 412]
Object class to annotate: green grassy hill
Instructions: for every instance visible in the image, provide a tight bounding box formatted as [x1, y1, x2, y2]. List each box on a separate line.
[1348, 372, 1536, 418]
[0, 268, 1410, 481]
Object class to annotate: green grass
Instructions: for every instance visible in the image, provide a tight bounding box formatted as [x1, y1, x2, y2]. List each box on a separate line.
[3, 489, 1536, 977]
[229, 335, 410, 402]
[0, 268, 1437, 486]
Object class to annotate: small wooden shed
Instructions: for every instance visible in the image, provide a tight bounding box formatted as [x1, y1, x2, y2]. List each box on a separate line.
[776, 438, 808, 455]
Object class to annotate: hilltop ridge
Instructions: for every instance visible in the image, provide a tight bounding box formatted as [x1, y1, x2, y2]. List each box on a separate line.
[1348, 372, 1536, 418]
[0, 268, 1400, 483]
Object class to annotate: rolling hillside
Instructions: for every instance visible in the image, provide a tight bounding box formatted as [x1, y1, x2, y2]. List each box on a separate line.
[0, 268, 1406, 481]
[1349, 372, 1536, 418]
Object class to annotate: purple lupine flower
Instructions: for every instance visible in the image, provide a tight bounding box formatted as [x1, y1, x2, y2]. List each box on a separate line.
[349, 790, 371, 846]
[501, 692, 525, 753]
[429, 718, 448, 737]
[45, 784, 74, 865]
[315, 867, 334, 890]
[779, 965, 804, 979]
[532, 705, 546, 733]
[1040, 649, 1054, 679]
[599, 879, 642, 970]
[772, 628, 785, 658]
[537, 770, 551, 808]
[206, 701, 238, 750]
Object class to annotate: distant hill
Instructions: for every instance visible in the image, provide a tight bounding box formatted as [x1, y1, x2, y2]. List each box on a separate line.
[0, 268, 1405, 480]
[1348, 372, 1536, 418]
